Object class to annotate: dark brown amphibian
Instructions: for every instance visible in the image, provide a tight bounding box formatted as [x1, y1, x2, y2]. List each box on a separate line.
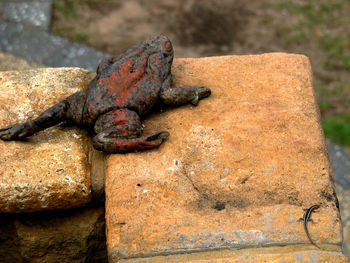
[0, 35, 211, 153]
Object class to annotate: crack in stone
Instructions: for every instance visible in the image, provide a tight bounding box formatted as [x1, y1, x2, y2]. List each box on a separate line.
[181, 163, 210, 201]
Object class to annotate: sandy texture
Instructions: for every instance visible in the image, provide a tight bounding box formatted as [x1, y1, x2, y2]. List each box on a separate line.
[118, 246, 348, 262]
[0, 68, 94, 212]
[105, 54, 343, 261]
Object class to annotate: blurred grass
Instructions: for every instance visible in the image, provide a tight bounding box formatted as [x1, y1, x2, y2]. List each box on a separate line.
[323, 116, 350, 146]
[72, 33, 89, 43]
[53, 0, 85, 43]
[53, 0, 113, 17]
[53, 0, 77, 18]
[281, 0, 350, 147]
[282, 1, 350, 70]
[52, 0, 117, 45]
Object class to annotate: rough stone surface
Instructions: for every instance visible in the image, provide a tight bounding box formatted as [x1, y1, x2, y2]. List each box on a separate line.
[106, 54, 343, 261]
[2, 0, 52, 30]
[0, 206, 107, 263]
[118, 246, 348, 262]
[0, 68, 95, 212]
[0, 61, 108, 262]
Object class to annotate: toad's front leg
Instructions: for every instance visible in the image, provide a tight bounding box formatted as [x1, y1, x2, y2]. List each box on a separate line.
[160, 75, 211, 106]
[92, 109, 169, 153]
[0, 91, 86, 140]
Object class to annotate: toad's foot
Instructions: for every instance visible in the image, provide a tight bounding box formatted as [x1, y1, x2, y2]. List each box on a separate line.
[92, 131, 169, 153]
[160, 76, 211, 106]
[190, 86, 211, 105]
[0, 123, 32, 140]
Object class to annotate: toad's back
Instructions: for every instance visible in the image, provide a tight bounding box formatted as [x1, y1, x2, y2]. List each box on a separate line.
[83, 45, 162, 125]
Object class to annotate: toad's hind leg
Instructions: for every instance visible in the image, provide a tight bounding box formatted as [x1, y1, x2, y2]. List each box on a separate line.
[92, 109, 169, 153]
[0, 91, 85, 140]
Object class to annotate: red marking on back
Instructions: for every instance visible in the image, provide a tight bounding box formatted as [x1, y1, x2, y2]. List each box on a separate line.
[97, 58, 141, 104]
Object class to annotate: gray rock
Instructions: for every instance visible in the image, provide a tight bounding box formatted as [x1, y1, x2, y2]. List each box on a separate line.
[2, 0, 52, 30]
[327, 140, 350, 187]
[46, 41, 108, 71]
[0, 20, 24, 52]
[334, 182, 350, 259]
[9, 27, 70, 64]
[0, 20, 110, 71]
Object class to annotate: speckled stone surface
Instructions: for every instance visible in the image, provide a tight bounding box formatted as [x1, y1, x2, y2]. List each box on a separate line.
[0, 68, 95, 212]
[117, 246, 348, 262]
[105, 54, 344, 261]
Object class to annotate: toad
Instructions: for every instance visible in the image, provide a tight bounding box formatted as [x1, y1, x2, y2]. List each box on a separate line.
[0, 35, 211, 153]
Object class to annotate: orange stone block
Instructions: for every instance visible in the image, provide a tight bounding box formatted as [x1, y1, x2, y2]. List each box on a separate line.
[105, 54, 343, 261]
[0, 68, 93, 212]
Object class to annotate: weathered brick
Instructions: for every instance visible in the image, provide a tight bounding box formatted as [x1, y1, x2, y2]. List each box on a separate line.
[0, 68, 94, 212]
[105, 54, 344, 261]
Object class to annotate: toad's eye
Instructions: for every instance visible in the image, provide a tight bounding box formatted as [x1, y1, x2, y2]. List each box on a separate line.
[163, 41, 172, 52]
